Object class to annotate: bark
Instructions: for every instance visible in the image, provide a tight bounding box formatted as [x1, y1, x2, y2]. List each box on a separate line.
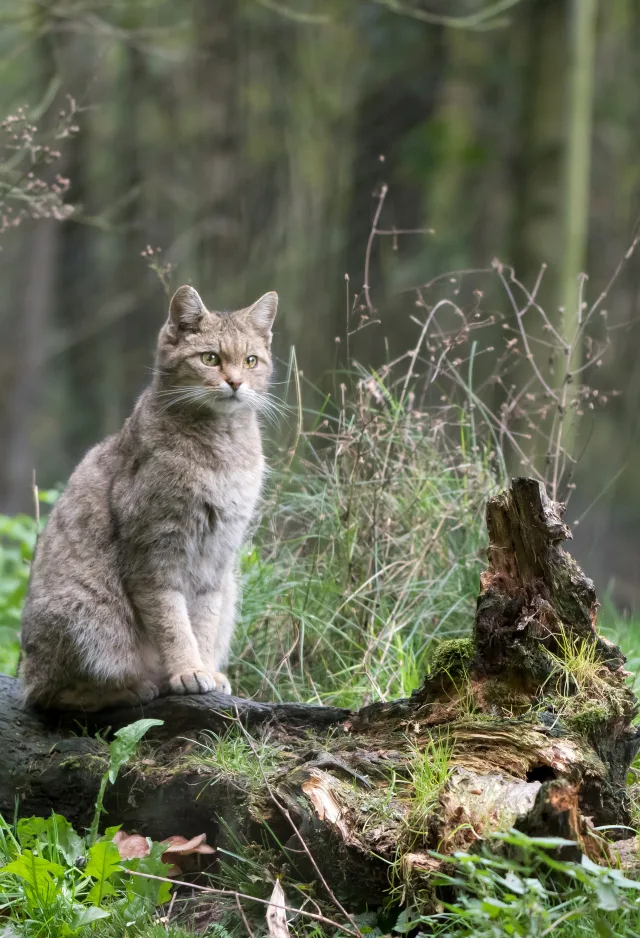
[0, 478, 638, 907]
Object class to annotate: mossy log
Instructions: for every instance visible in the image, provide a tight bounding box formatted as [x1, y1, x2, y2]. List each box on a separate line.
[0, 477, 638, 909]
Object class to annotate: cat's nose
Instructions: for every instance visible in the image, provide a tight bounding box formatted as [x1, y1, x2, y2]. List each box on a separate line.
[226, 377, 242, 392]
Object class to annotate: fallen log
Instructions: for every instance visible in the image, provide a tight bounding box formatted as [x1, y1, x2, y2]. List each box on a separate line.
[0, 477, 638, 909]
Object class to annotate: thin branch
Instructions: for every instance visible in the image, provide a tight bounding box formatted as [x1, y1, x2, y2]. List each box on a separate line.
[363, 184, 388, 314]
[372, 0, 525, 30]
[233, 714, 362, 935]
[123, 870, 360, 937]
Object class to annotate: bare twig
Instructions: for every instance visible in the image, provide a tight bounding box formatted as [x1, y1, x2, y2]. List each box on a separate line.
[123, 870, 361, 938]
[363, 184, 388, 314]
[231, 711, 362, 936]
[236, 893, 256, 938]
[31, 469, 40, 531]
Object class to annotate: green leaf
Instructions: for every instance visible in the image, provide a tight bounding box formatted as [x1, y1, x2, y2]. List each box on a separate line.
[503, 871, 526, 895]
[108, 719, 164, 783]
[87, 878, 117, 906]
[121, 848, 172, 912]
[15, 816, 50, 850]
[69, 904, 111, 931]
[496, 830, 576, 850]
[594, 880, 621, 912]
[593, 914, 616, 938]
[50, 815, 85, 865]
[1, 850, 64, 904]
[609, 868, 640, 890]
[481, 896, 509, 917]
[581, 854, 602, 873]
[393, 907, 422, 934]
[85, 840, 122, 904]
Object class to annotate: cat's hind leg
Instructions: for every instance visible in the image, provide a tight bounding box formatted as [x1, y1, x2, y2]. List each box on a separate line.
[20, 601, 159, 711]
[54, 679, 160, 711]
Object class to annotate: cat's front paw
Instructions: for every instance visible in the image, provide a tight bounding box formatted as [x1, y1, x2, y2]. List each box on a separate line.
[169, 670, 217, 695]
[212, 671, 232, 695]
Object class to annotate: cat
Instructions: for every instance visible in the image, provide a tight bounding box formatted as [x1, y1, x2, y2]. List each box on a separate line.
[20, 284, 277, 710]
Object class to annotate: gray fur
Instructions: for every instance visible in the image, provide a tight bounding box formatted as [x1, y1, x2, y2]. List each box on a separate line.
[20, 286, 278, 710]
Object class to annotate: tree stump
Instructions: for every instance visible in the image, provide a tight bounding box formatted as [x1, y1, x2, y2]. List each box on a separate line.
[0, 477, 638, 909]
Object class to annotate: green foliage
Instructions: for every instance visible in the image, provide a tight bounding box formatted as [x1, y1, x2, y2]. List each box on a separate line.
[233, 373, 495, 708]
[428, 638, 475, 680]
[106, 720, 165, 786]
[0, 511, 36, 675]
[407, 829, 640, 937]
[546, 626, 603, 698]
[0, 719, 168, 937]
[0, 813, 170, 938]
[405, 733, 453, 832]
[0, 490, 57, 676]
[191, 727, 280, 788]
[89, 719, 164, 845]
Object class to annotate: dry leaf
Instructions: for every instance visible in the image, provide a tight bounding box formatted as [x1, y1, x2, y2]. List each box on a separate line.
[266, 880, 290, 938]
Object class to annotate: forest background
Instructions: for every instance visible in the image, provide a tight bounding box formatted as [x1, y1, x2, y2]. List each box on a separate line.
[1, 0, 639, 609]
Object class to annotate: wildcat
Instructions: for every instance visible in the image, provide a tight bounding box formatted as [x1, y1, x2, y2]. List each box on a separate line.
[20, 285, 277, 710]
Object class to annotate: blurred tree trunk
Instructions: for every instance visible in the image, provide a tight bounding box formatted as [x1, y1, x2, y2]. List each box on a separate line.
[505, 0, 568, 479]
[266, 5, 357, 379]
[58, 118, 98, 464]
[192, 0, 244, 305]
[0, 20, 58, 512]
[423, 27, 482, 274]
[344, 10, 444, 370]
[110, 40, 147, 430]
[1, 221, 58, 512]
[510, 0, 567, 311]
[558, 0, 598, 426]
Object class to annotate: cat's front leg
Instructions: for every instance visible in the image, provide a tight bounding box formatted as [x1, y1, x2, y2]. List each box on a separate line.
[190, 568, 237, 695]
[133, 586, 217, 695]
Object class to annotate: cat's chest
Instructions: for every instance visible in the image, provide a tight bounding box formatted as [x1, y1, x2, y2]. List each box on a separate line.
[194, 457, 263, 534]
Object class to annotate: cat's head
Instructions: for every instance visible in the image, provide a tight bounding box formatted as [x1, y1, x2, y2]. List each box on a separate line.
[155, 285, 277, 417]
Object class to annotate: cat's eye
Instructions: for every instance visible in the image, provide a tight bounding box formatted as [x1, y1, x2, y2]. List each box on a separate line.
[244, 355, 258, 369]
[201, 352, 220, 367]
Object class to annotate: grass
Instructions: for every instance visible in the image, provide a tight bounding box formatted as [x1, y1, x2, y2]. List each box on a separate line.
[231, 369, 496, 708]
[0, 509, 38, 675]
[546, 625, 604, 699]
[406, 733, 453, 830]
[184, 728, 280, 789]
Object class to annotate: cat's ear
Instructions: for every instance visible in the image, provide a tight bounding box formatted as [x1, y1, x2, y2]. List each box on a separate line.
[247, 291, 278, 340]
[168, 285, 206, 334]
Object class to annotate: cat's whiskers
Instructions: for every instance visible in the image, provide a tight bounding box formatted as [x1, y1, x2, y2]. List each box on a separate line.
[156, 386, 215, 414]
[244, 388, 290, 428]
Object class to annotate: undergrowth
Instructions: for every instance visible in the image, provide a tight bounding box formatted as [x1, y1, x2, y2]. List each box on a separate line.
[0, 720, 169, 938]
[232, 368, 495, 707]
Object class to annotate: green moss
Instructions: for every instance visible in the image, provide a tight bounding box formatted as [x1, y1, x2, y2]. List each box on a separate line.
[565, 703, 610, 736]
[429, 637, 474, 679]
[481, 677, 534, 715]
